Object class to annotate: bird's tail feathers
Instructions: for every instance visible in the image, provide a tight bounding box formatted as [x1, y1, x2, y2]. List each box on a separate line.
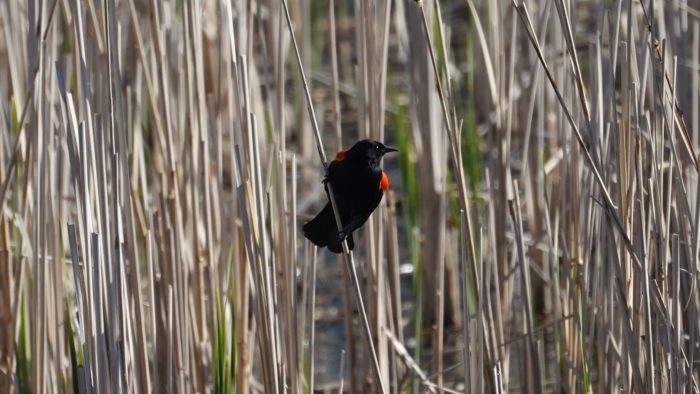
[302, 203, 354, 253]
[303, 203, 335, 247]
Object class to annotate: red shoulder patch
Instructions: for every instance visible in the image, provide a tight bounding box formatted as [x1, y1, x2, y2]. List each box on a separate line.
[335, 150, 346, 161]
[379, 171, 389, 191]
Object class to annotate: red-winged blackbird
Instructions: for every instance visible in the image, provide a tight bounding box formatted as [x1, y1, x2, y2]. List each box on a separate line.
[303, 139, 397, 253]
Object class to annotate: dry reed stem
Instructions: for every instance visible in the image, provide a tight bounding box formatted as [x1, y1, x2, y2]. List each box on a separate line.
[281, 0, 386, 392]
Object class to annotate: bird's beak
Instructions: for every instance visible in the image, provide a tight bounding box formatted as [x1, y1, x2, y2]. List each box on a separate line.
[383, 146, 398, 154]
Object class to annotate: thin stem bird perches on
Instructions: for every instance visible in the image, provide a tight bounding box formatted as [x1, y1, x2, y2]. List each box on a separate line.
[280, 1, 387, 393]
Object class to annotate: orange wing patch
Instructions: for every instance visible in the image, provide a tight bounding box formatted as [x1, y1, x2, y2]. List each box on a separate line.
[379, 171, 389, 191]
[335, 150, 346, 161]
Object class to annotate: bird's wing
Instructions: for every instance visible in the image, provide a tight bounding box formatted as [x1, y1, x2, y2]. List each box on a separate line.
[323, 159, 341, 185]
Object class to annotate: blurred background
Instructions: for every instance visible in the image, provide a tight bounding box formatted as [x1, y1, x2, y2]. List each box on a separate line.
[1, 0, 700, 392]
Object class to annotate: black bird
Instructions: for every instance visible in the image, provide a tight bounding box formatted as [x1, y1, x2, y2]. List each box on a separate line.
[303, 139, 397, 253]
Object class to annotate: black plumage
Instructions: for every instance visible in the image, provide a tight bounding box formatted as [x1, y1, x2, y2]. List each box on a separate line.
[302, 140, 397, 253]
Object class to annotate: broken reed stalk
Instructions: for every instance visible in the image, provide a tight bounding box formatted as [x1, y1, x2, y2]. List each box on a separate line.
[280, 0, 386, 392]
[384, 329, 437, 394]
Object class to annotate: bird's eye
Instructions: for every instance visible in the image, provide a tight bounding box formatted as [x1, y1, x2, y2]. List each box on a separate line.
[375, 145, 381, 151]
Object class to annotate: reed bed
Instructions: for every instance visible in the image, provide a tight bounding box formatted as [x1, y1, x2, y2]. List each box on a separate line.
[1, 0, 700, 393]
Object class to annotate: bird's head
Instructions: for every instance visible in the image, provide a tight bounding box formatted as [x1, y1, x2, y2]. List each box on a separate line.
[346, 139, 397, 167]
